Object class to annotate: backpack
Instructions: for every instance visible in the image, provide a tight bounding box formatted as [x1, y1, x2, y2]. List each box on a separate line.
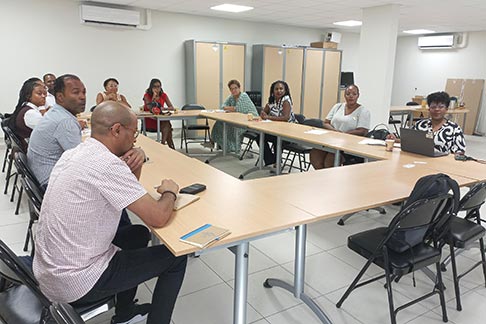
[387, 173, 460, 253]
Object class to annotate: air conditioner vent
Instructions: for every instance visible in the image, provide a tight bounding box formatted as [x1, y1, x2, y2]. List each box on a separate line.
[80, 4, 141, 27]
[418, 34, 455, 49]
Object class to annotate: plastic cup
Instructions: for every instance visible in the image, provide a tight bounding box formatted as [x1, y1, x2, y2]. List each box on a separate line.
[385, 139, 394, 152]
[247, 113, 254, 121]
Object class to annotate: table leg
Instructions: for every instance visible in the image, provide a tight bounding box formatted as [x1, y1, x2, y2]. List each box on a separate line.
[276, 136, 282, 175]
[223, 122, 227, 156]
[233, 242, 249, 324]
[239, 130, 271, 179]
[263, 225, 333, 324]
[141, 118, 147, 136]
[156, 118, 161, 142]
[463, 112, 467, 131]
[334, 150, 341, 167]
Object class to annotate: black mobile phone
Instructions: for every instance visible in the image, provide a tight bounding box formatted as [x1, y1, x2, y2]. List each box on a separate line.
[179, 183, 206, 195]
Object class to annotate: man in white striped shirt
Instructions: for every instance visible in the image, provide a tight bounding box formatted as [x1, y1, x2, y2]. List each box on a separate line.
[33, 102, 187, 324]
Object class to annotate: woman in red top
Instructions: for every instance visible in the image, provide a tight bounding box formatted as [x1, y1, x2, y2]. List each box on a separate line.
[143, 78, 175, 149]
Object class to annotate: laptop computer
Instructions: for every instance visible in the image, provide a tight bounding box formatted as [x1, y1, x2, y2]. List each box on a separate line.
[400, 127, 448, 157]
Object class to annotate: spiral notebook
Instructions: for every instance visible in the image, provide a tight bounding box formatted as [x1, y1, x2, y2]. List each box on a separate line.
[150, 190, 200, 210]
[180, 224, 231, 248]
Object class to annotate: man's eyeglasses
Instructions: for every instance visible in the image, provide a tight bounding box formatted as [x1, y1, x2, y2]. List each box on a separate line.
[429, 104, 447, 110]
[122, 125, 139, 139]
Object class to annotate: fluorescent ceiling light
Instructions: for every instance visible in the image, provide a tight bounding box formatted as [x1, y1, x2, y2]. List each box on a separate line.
[333, 20, 362, 27]
[210, 4, 254, 13]
[403, 29, 435, 35]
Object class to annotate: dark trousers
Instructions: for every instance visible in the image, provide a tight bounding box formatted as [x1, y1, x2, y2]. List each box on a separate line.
[256, 134, 278, 166]
[72, 225, 187, 324]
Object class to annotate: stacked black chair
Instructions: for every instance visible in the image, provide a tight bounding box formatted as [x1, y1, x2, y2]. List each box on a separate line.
[180, 104, 211, 153]
[0, 239, 115, 324]
[336, 194, 454, 324]
[442, 181, 486, 311]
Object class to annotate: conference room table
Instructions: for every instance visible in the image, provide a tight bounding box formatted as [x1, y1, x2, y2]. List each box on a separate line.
[134, 114, 486, 324]
[137, 110, 202, 142]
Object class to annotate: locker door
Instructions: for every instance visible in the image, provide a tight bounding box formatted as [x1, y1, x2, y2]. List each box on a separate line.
[284, 48, 304, 114]
[321, 51, 341, 118]
[262, 47, 284, 104]
[302, 49, 323, 119]
[196, 42, 220, 109]
[222, 44, 246, 103]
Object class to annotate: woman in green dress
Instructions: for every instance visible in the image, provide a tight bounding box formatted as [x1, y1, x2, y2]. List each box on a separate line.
[211, 79, 258, 153]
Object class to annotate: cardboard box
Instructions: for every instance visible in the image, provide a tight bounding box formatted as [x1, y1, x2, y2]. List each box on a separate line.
[310, 41, 338, 49]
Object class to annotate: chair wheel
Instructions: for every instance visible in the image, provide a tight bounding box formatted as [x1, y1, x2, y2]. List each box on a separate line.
[263, 279, 272, 288]
[337, 219, 344, 226]
[205, 159, 210, 164]
[440, 263, 447, 272]
[380, 209, 386, 215]
[239, 175, 244, 180]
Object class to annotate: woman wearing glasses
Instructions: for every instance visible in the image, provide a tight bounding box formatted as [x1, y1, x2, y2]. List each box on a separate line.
[387, 91, 466, 154]
[142, 78, 175, 149]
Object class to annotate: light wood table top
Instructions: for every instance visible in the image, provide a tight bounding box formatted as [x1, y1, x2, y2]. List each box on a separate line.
[247, 159, 475, 219]
[200, 111, 254, 128]
[136, 110, 202, 119]
[390, 106, 470, 115]
[137, 135, 315, 256]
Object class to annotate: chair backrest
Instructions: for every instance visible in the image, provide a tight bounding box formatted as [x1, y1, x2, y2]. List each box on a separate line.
[22, 176, 44, 213]
[459, 181, 486, 212]
[302, 118, 324, 128]
[50, 303, 86, 324]
[246, 91, 262, 107]
[3, 123, 26, 154]
[385, 194, 454, 253]
[406, 101, 420, 106]
[181, 104, 205, 111]
[294, 114, 306, 124]
[1, 118, 13, 149]
[0, 240, 50, 307]
[14, 151, 43, 191]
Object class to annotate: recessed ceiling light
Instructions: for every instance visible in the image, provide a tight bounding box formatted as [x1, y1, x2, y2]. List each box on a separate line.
[403, 29, 436, 35]
[210, 4, 254, 13]
[333, 20, 362, 27]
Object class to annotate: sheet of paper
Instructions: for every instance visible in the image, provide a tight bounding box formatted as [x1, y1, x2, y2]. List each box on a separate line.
[358, 138, 385, 146]
[304, 129, 328, 135]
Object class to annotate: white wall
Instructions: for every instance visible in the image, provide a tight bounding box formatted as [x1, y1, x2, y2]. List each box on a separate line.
[0, 0, 329, 114]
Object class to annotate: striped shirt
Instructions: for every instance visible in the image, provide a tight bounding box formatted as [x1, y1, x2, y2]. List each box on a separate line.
[268, 95, 296, 123]
[33, 138, 147, 302]
[27, 104, 82, 186]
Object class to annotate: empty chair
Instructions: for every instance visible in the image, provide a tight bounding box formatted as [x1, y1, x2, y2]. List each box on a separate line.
[336, 194, 455, 324]
[1, 114, 13, 174]
[0, 239, 115, 324]
[180, 104, 211, 153]
[442, 181, 486, 311]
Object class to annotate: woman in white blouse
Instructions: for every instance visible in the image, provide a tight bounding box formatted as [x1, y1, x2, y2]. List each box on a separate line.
[310, 84, 370, 169]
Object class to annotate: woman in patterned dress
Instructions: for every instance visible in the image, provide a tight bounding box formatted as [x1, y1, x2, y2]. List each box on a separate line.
[258, 80, 297, 166]
[211, 79, 258, 153]
[388, 91, 466, 154]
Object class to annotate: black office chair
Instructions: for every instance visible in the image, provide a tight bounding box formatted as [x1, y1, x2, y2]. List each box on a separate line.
[50, 303, 85, 324]
[1, 114, 13, 174]
[180, 104, 211, 153]
[441, 181, 486, 311]
[337, 194, 454, 324]
[21, 175, 44, 255]
[239, 106, 263, 160]
[0, 239, 115, 324]
[2, 122, 24, 196]
[245, 91, 262, 107]
[281, 115, 313, 173]
[11, 151, 43, 216]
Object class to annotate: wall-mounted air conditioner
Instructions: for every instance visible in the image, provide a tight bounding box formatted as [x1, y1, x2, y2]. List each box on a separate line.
[80, 4, 141, 28]
[418, 34, 455, 49]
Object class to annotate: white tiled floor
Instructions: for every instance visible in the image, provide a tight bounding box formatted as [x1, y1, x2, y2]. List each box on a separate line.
[2, 133, 486, 324]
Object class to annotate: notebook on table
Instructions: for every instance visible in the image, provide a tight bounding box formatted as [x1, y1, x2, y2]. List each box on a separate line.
[180, 224, 231, 248]
[400, 127, 448, 157]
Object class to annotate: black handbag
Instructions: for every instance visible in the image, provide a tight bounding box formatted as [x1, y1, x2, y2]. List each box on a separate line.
[366, 124, 390, 140]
